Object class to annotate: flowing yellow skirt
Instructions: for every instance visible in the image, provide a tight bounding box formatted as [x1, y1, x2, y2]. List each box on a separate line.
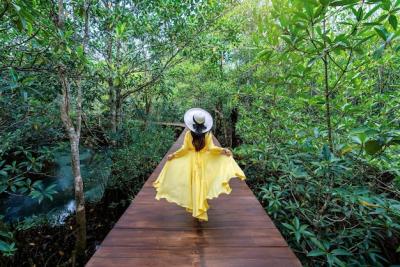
[152, 149, 246, 221]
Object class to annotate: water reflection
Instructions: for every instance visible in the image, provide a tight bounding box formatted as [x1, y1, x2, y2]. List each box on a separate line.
[0, 147, 111, 224]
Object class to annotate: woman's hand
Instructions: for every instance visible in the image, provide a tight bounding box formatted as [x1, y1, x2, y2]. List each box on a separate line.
[167, 154, 175, 160]
[221, 148, 232, 156]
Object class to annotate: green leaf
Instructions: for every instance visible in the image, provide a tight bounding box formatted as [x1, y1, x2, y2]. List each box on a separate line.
[364, 5, 380, 20]
[355, 34, 374, 47]
[0, 241, 17, 257]
[373, 43, 386, 59]
[308, 249, 326, 257]
[329, 0, 358, 7]
[351, 6, 363, 21]
[333, 256, 346, 267]
[332, 248, 352, 256]
[307, 56, 319, 67]
[381, 1, 391, 11]
[364, 140, 382, 155]
[319, 0, 331, 6]
[281, 35, 293, 45]
[374, 26, 388, 41]
[282, 222, 294, 231]
[257, 50, 273, 61]
[0, 231, 13, 239]
[0, 185, 7, 193]
[77, 45, 84, 58]
[310, 238, 326, 251]
[388, 137, 400, 146]
[12, 3, 21, 12]
[389, 15, 398, 30]
[322, 144, 332, 160]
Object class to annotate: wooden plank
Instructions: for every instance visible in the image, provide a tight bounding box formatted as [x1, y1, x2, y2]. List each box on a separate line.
[88, 247, 299, 267]
[87, 257, 299, 267]
[92, 246, 299, 260]
[86, 128, 302, 267]
[114, 206, 277, 229]
[101, 228, 287, 247]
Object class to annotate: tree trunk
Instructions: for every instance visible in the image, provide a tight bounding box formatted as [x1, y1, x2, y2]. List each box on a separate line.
[220, 51, 224, 78]
[145, 91, 152, 116]
[116, 85, 122, 129]
[323, 56, 333, 151]
[214, 104, 229, 147]
[57, 0, 88, 262]
[230, 107, 239, 147]
[141, 91, 149, 130]
[116, 96, 123, 129]
[106, 25, 117, 143]
[58, 68, 87, 262]
[109, 79, 117, 136]
[323, 18, 333, 151]
[70, 137, 86, 254]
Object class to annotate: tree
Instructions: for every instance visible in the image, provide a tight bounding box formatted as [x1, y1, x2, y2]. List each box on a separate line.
[55, 0, 91, 262]
[269, 0, 400, 151]
[88, 0, 231, 143]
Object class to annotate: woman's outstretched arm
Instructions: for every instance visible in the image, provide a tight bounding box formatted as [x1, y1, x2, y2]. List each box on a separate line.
[206, 132, 232, 156]
[168, 131, 191, 160]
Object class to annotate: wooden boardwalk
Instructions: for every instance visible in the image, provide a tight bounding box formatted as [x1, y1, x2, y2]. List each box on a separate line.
[86, 129, 302, 267]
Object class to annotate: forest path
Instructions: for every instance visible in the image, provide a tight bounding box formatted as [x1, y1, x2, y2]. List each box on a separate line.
[86, 128, 302, 267]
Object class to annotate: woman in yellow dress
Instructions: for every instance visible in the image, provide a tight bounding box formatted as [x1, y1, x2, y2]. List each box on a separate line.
[152, 108, 246, 222]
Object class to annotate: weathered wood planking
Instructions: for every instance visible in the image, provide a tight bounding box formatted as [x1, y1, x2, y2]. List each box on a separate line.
[86, 128, 302, 267]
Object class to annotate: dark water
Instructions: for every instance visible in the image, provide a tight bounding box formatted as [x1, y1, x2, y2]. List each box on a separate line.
[0, 147, 111, 224]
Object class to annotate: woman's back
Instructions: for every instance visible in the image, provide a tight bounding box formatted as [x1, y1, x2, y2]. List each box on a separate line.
[153, 108, 246, 222]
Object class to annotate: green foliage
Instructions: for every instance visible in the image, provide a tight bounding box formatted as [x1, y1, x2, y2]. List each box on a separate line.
[0, 240, 16, 257]
[29, 181, 58, 204]
[251, 140, 400, 266]
[0, 216, 16, 257]
[0, 146, 57, 197]
[110, 124, 175, 201]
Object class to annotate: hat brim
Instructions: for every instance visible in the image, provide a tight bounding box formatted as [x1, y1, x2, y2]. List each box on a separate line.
[184, 108, 213, 133]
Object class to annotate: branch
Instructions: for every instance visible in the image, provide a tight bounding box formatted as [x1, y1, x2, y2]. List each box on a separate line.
[83, 0, 90, 51]
[327, 52, 345, 72]
[75, 0, 90, 137]
[1, 29, 40, 50]
[139, 121, 185, 127]
[76, 79, 83, 138]
[0, 63, 53, 73]
[0, 2, 9, 20]
[118, 4, 233, 100]
[58, 0, 64, 28]
[328, 48, 353, 96]
[58, 65, 77, 138]
[121, 47, 183, 100]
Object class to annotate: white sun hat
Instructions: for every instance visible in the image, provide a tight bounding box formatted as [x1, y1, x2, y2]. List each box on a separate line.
[184, 108, 213, 134]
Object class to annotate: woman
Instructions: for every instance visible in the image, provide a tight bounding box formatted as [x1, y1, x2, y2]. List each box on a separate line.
[152, 108, 246, 221]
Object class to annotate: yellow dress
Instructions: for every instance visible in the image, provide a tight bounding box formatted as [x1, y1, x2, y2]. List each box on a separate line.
[152, 130, 246, 221]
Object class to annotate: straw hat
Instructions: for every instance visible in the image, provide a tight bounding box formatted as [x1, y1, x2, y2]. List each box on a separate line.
[184, 108, 213, 134]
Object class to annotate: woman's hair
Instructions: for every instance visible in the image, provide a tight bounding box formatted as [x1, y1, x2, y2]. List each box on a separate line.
[191, 131, 206, 152]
